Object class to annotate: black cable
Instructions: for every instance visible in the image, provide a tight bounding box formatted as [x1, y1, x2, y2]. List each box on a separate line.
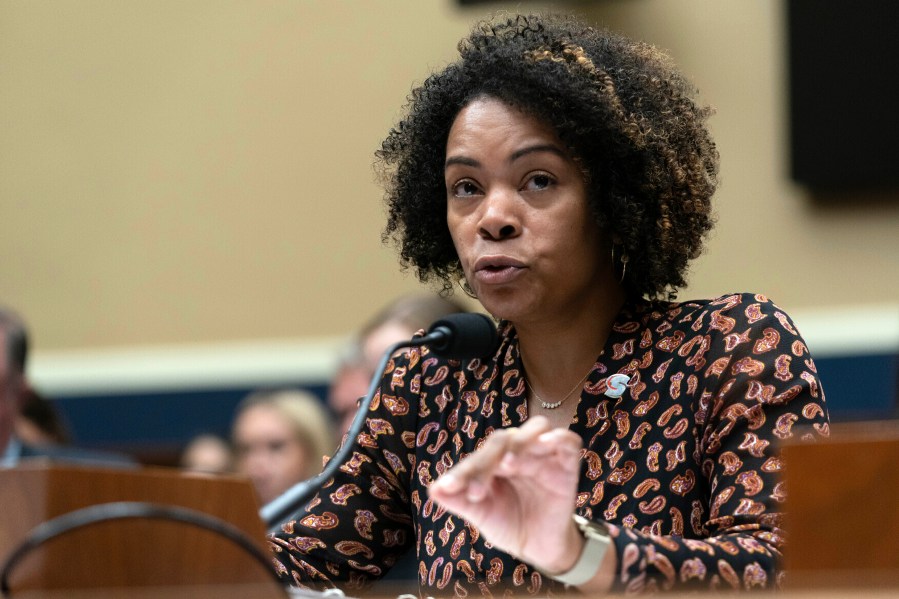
[260, 314, 498, 530]
[259, 337, 414, 530]
[0, 501, 289, 598]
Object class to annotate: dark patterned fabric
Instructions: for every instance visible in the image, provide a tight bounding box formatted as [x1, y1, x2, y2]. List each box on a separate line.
[270, 293, 829, 596]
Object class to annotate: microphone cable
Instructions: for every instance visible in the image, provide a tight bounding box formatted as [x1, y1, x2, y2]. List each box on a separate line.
[260, 313, 498, 530]
[259, 336, 422, 529]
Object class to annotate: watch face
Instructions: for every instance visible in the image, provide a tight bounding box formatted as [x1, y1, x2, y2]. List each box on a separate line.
[585, 524, 611, 542]
[575, 514, 610, 539]
[550, 515, 613, 586]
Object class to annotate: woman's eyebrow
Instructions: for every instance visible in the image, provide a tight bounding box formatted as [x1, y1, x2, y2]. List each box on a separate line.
[445, 155, 480, 169]
[445, 144, 567, 170]
[509, 144, 567, 163]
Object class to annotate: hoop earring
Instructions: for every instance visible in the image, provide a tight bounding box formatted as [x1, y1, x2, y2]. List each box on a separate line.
[612, 245, 629, 284]
[457, 277, 478, 299]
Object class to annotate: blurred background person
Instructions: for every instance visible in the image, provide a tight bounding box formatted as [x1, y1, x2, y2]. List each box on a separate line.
[15, 387, 71, 446]
[179, 432, 233, 475]
[1, 306, 30, 465]
[231, 388, 336, 506]
[326, 294, 468, 436]
[1, 305, 135, 468]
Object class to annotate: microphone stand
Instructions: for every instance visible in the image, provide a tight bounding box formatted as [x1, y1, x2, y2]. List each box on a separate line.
[260, 329, 450, 531]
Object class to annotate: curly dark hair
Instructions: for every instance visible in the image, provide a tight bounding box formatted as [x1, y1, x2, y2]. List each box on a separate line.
[376, 13, 718, 300]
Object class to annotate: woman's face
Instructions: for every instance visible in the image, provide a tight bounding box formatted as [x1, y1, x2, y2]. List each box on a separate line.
[233, 404, 309, 505]
[445, 97, 613, 325]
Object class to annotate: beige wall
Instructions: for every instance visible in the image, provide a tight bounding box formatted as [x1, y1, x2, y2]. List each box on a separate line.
[586, 1, 899, 313]
[2, 1, 897, 365]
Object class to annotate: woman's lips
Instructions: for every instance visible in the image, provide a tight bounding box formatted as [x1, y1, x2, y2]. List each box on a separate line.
[472, 257, 526, 285]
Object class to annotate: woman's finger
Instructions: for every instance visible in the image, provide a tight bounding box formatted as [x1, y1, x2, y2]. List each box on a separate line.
[497, 428, 583, 479]
[430, 416, 553, 500]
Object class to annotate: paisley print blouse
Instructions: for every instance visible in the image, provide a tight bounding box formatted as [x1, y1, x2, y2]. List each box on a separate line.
[270, 293, 830, 596]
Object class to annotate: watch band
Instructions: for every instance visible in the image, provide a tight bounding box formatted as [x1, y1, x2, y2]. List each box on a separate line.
[545, 514, 612, 587]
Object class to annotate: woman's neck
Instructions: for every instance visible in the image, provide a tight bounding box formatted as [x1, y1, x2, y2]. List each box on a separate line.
[514, 287, 627, 401]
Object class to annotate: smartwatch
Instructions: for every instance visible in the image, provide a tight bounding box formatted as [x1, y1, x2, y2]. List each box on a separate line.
[545, 514, 612, 587]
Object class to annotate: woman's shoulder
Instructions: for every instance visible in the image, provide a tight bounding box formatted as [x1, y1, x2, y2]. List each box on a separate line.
[654, 291, 782, 313]
[635, 292, 806, 340]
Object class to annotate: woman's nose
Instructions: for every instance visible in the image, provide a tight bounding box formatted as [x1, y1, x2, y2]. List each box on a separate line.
[477, 187, 521, 241]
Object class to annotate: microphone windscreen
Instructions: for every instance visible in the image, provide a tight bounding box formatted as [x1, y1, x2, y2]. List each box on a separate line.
[427, 313, 499, 359]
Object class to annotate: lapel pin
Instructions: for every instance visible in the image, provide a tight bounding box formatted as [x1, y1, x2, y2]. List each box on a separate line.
[604, 373, 630, 398]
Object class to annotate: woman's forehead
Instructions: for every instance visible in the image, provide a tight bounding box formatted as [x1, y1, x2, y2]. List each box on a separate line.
[446, 98, 564, 158]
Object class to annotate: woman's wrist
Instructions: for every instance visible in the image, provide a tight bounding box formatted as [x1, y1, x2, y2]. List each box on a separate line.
[539, 515, 587, 576]
[540, 515, 614, 588]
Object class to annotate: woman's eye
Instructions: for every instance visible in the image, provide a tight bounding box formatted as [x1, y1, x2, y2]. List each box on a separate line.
[268, 440, 288, 453]
[524, 173, 554, 191]
[452, 180, 480, 197]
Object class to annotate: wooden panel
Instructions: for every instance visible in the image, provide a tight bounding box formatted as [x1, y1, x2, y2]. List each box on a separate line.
[0, 463, 280, 592]
[782, 421, 899, 589]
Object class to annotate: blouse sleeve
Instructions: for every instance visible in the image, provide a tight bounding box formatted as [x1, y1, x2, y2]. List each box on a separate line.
[609, 293, 830, 592]
[268, 349, 422, 593]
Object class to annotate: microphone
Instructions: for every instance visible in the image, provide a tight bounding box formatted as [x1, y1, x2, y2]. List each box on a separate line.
[260, 312, 499, 530]
[415, 312, 499, 359]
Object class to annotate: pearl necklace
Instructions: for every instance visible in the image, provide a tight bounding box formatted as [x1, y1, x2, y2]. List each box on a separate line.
[525, 368, 593, 410]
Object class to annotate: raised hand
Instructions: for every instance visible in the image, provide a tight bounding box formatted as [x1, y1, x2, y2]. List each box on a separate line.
[427, 416, 586, 575]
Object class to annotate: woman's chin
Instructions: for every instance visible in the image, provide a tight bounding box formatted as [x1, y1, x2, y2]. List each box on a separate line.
[475, 294, 527, 324]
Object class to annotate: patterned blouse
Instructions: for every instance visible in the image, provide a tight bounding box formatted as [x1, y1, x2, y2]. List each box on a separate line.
[270, 293, 830, 596]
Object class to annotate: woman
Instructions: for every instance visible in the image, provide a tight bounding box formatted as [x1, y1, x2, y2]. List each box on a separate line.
[270, 14, 829, 595]
[232, 389, 337, 506]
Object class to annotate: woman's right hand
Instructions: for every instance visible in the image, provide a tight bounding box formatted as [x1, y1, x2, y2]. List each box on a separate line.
[428, 415, 615, 589]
